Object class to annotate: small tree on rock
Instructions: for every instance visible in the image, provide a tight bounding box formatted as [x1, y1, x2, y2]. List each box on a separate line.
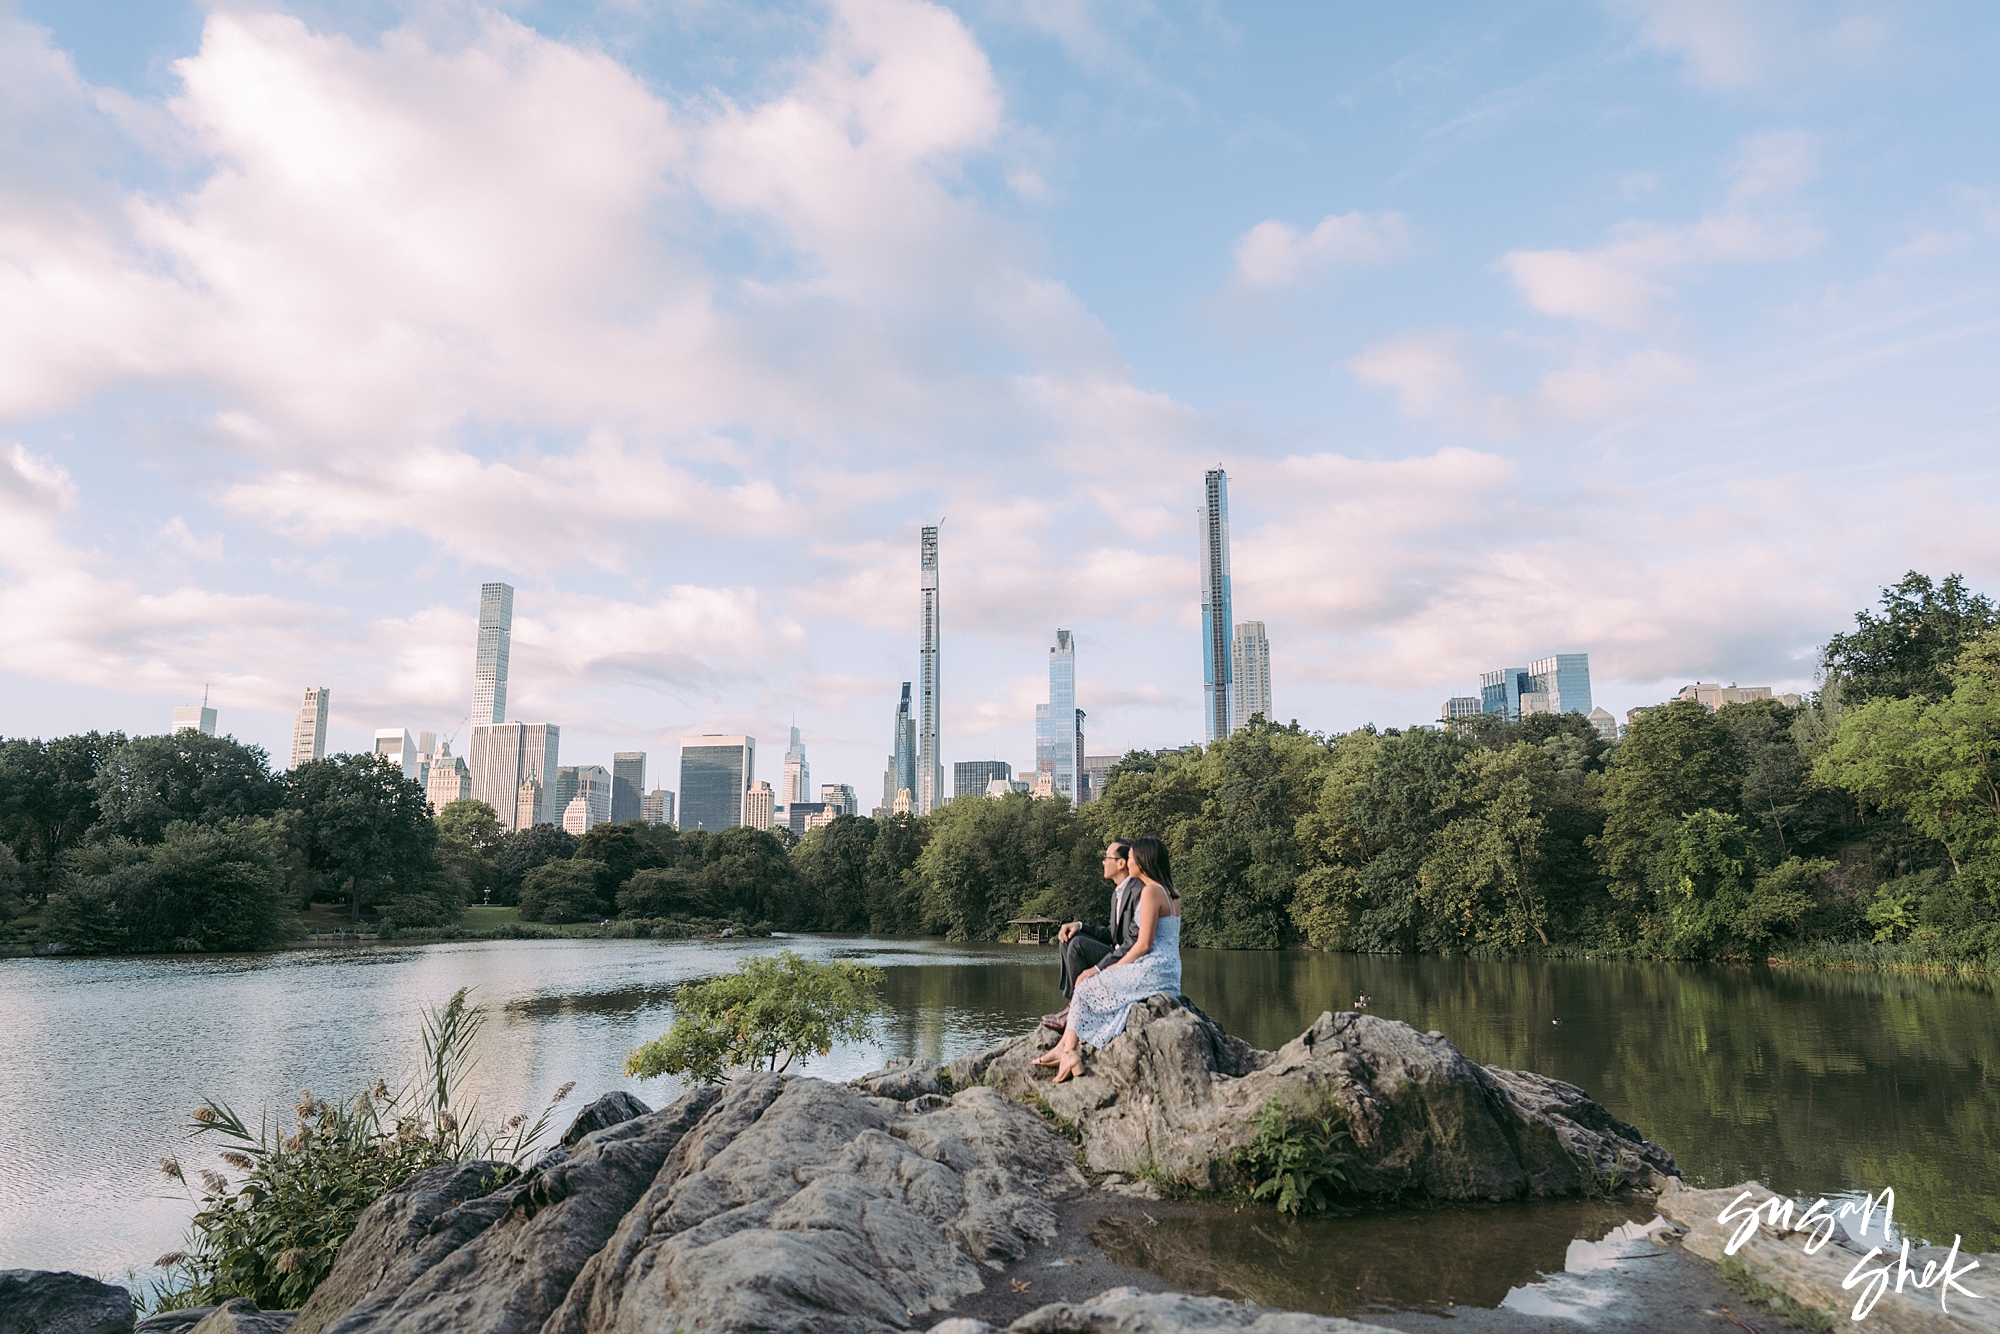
[624, 951, 884, 1084]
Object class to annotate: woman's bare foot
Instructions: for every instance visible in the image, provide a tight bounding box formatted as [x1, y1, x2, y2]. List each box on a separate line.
[1030, 1048, 1063, 1067]
[1051, 1052, 1084, 1084]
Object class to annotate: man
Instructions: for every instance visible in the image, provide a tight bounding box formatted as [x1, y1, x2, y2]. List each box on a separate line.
[1043, 840, 1141, 1031]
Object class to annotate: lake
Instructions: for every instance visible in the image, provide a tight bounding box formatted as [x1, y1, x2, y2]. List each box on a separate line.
[1, 935, 1993, 1301]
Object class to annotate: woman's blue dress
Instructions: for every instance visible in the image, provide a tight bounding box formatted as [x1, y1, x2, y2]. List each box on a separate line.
[1070, 915, 1182, 1048]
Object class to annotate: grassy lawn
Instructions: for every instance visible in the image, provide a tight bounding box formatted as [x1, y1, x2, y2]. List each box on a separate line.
[461, 905, 523, 929]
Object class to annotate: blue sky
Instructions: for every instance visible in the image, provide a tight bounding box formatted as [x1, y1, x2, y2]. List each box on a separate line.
[2, 0, 1996, 800]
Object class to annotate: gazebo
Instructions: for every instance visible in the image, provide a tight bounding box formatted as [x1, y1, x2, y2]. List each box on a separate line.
[1008, 916, 1059, 945]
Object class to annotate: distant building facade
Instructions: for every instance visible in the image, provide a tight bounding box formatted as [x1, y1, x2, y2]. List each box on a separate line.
[680, 734, 754, 831]
[470, 722, 560, 830]
[1231, 621, 1271, 727]
[918, 528, 942, 814]
[1081, 753, 1121, 803]
[744, 780, 775, 831]
[472, 582, 513, 726]
[612, 752, 646, 824]
[1587, 707, 1618, 741]
[820, 783, 857, 817]
[1199, 469, 1233, 743]
[291, 687, 329, 768]
[1480, 668, 1529, 718]
[172, 704, 217, 736]
[783, 728, 811, 806]
[1477, 655, 1593, 719]
[375, 729, 419, 782]
[956, 760, 1013, 800]
[1676, 683, 1803, 710]
[881, 683, 917, 817]
[426, 742, 470, 811]
[642, 788, 674, 826]
[1439, 696, 1483, 727]
[1035, 630, 1080, 804]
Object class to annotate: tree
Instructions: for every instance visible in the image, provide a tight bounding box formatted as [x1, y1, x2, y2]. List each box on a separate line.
[615, 866, 708, 919]
[689, 826, 803, 925]
[434, 800, 506, 902]
[41, 819, 298, 953]
[1654, 810, 1825, 958]
[1419, 745, 1557, 948]
[284, 755, 440, 915]
[1823, 571, 1998, 704]
[92, 733, 282, 846]
[1594, 701, 1742, 904]
[1288, 731, 1381, 949]
[863, 814, 927, 932]
[624, 952, 884, 1083]
[574, 822, 669, 912]
[0, 731, 124, 898]
[0, 842, 21, 923]
[1346, 728, 1475, 951]
[792, 815, 877, 930]
[498, 824, 578, 902]
[518, 859, 608, 923]
[911, 793, 1101, 940]
[1175, 721, 1332, 949]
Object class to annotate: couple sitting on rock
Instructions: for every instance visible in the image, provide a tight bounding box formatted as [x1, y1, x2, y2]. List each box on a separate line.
[1034, 836, 1182, 1084]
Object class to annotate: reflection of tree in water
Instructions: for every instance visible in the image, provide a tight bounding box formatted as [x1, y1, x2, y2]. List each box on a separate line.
[1178, 950, 2000, 1251]
[503, 984, 678, 1019]
[1090, 1199, 1646, 1316]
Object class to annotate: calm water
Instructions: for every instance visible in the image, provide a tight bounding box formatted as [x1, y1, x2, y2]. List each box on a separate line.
[1, 937, 1993, 1292]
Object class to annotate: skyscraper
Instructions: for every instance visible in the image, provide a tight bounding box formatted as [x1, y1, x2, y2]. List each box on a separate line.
[782, 727, 811, 805]
[1035, 630, 1080, 803]
[881, 683, 917, 812]
[1231, 622, 1271, 727]
[563, 764, 611, 834]
[426, 741, 470, 811]
[1199, 470, 1233, 744]
[642, 789, 674, 826]
[820, 783, 857, 817]
[1527, 654, 1593, 716]
[744, 780, 776, 830]
[679, 735, 755, 831]
[612, 752, 645, 824]
[468, 721, 560, 830]
[918, 526, 942, 813]
[290, 687, 329, 768]
[1480, 668, 1530, 718]
[374, 729, 418, 781]
[954, 760, 1012, 799]
[172, 703, 217, 736]
[472, 582, 513, 726]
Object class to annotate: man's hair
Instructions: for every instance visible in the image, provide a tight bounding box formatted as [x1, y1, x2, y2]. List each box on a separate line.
[1107, 839, 1131, 858]
[1126, 836, 1173, 893]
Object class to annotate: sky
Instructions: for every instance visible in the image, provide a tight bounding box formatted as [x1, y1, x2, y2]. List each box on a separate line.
[2, 0, 1997, 802]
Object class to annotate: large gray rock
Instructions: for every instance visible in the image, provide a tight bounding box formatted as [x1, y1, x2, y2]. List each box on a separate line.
[929, 1287, 1398, 1333]
[854, 1058, 944, 1102]
[961, 997, 1674, 1200]
[288, 1161, 516, 1334]
[559, 1092, 651, 1148]
[545, 1074, 1085, 1334]
[0, 1270, 132, 1334]
[320, 1087, 722, 1334]
[184, 1300, 295, 1334]
[134, 1312, 214, 1334]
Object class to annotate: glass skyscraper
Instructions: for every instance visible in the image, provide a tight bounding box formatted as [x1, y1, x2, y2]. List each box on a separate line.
[679, 734, 754, 831]
[1036, 630, 1079, 803]
[472, 582, 513, 726]
[469, 721, 560, 829]
[918, 527, 942, 814]
[782, 727, 811, 805]
[612, 752, 645, 824]
[955, 760, 1012, 799]
[1528, 654, 1593, 716]
[1231, 621, 1270, 727]
[290, 686, 329, 768]
[1199, 470, 1233, 744]
[882, 683, 917, 811]
[1480, 667, 1529, 717]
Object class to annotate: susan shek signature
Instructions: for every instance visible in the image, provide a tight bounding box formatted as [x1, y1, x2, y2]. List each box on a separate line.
[1718, 1188, 1984, 1321]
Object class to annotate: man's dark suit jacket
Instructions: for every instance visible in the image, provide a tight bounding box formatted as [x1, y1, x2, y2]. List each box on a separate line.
[1076, 876, 1143, 968]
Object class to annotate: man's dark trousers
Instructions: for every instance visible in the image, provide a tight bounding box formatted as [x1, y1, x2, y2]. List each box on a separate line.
[1059, 931, 1115, 999]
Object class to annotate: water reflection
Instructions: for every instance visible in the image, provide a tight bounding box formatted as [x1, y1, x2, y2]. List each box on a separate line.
[1091, 1199, 1653, 1317]
[1, 936, 1993, 1285]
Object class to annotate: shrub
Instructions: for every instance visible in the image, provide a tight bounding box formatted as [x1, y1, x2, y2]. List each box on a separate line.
[42, 820, 297, 954]
[518, 858, 609, 923]
[625, 951, 884, 1084]
[617, 866, 707, 918]
[149, 990, 571, 1312]
[1232, 1097, 1352, 1214]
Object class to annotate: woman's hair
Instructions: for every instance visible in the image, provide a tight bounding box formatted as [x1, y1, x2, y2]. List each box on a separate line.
[1125, 836, 1174, 894]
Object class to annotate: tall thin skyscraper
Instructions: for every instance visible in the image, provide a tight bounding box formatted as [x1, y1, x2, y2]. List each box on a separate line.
[1198, 470, 1233, 744]
[1231, 622, 1271, 727]
[782, 727, 811, 805]
[290, 686, 329, 768]
[1035, 630, 1079, 803]
[918, 526, 942, 814]
[612, 752, 646, 824]
[472, 582, 514, 725]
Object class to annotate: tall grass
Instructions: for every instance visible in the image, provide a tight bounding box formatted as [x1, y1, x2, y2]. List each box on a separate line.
[148, 989, 572, 1313]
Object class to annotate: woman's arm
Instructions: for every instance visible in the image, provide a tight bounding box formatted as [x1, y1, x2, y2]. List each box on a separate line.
[1100, 883, 1162, 970]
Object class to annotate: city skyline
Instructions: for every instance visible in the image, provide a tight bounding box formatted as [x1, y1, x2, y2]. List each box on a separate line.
[7, 5, 1995, 795]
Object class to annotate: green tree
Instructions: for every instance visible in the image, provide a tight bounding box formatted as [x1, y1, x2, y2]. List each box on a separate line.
[1654, 810, 1826, 958]
[1347, 728, 1475, 951]
[863, 813, 927, 932]
[1595, 700, 1743, 905]
[0, 731, 124, 898]
[792, 814, 877, 930]
[1175, 721, 1332, 949]
[624, 952, 884, 1083]
[41, 819, 299, 953]
[688, 826, 804, 924]
[498, 824, 577, 902]
[615, 865, 707, 918]
[1823, 571, 1998, 704]
[1419, 744, 1559, 947]
[1288, 730, 1381, 949]
[911, 792, 1100, 940]
[517, 858, 608, 923]
[434, 800, 506, 903]
[284, 755, 441, 917]
[92, 733, 282, 846]
[574, 821, 669, 912]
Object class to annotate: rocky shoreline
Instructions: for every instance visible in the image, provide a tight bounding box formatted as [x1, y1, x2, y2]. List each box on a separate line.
[12, 999, 1983, 1334]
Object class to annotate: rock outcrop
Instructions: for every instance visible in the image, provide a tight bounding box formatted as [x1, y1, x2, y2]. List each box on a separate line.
[0, 1269, 133, 1334]
[956, 996, 1675, 1200]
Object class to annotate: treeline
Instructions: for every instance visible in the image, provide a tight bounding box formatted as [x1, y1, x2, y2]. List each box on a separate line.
[6, 571, 1997, 964]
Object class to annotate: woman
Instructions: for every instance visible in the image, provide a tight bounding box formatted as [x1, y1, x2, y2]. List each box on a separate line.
[1032, 835, 1181, 1084]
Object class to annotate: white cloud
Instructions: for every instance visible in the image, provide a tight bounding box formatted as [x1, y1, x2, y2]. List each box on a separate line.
[1611, 0, 1893, 90]
[1233, 211, 1410, 288]
[1347, 331, 1521, 435]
